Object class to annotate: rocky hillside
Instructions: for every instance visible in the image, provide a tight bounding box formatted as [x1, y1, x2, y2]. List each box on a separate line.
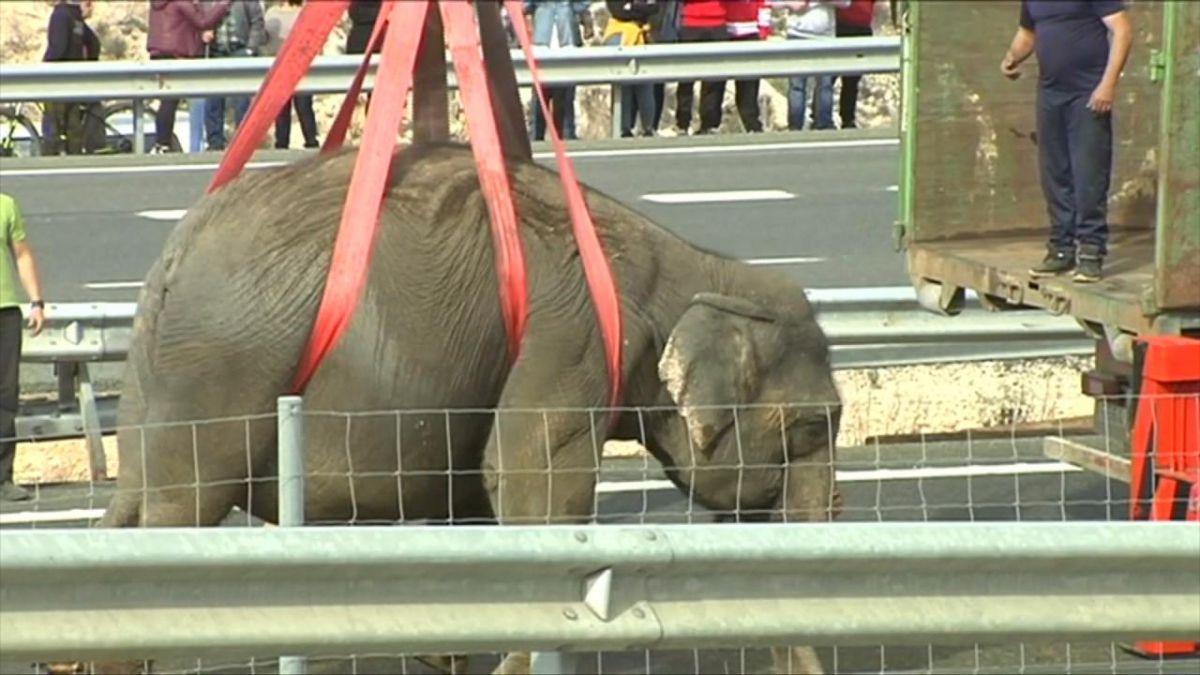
[1, 1, 900, 144]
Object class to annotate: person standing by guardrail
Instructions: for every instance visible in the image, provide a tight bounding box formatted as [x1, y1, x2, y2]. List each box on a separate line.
[264, 0, 318, 149]
[146, 0, 233, 154]
[344, 0, 381, 114]
[41, 0, 104, 155]
[723, 0, 769, 133]
[603, 1, 662, 137]
[1002, 0, 1132, 283]
[833, 0, 875, 129]
[646, 0, 682, 132]
[773, 0, 849, 131]
[524, 0, 594, 141]
[0, 192, 46, 503]
[201, 0, 265, 151]
[673, 0, 727, 135]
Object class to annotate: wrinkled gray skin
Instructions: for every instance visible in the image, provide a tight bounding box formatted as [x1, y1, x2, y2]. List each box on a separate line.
[90, 12, 840, 675]
[90, 142, 841, 675]
[104, 141, 842, 528]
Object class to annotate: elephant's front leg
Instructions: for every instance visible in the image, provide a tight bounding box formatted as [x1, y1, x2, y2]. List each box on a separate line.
[481, 340, 609, 674]
[482, 403, 601, 525]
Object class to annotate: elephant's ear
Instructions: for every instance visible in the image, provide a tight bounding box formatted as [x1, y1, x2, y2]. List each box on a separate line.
[657, 293, 785, 455]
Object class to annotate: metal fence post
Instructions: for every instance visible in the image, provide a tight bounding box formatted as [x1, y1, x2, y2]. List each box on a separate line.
[277, 395, 306, 675]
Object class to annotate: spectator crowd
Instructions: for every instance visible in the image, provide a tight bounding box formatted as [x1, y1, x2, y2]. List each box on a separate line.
[31, 0, 886, 156]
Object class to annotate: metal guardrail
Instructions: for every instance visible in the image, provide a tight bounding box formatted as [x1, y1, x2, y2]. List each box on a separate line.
[12, 286, 1091, 475]
[1, 522, 1197, 664]
[18, 287, 1083, 364]
[0, 37, 899, 148]
[0, 38, 899, 103]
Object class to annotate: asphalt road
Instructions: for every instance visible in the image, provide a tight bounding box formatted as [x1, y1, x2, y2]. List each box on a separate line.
[4, 129, 1092, 399]
[0, 130, 903, 303]
[2, 437, 1194, 675]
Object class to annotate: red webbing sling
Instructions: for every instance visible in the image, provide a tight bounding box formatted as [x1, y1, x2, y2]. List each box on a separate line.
[204, 1, 624, 415]
[285, 1, 431, 394]
[438, 0, 528, 364]
[322, 0, 399, 152]
[504, 0, 624, 413]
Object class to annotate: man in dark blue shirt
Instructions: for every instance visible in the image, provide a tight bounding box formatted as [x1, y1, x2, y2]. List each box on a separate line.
[1001, 0, 1132, 282]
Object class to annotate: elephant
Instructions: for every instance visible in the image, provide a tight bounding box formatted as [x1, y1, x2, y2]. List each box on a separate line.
[76, 140, 844, 674]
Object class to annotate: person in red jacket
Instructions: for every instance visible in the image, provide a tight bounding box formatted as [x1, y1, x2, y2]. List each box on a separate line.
[674, 0, 727, 135]
[723, 0, 766, 132]
[146, 0, 232, 153]
[834, 0, 875, 128]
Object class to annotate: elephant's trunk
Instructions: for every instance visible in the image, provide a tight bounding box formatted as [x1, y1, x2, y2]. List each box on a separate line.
[779, 446, 838, 524]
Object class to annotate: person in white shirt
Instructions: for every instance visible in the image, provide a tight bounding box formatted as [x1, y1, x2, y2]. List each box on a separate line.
[773, 0, 850, 130]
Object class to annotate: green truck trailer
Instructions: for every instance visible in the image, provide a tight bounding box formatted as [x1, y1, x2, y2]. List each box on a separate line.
[895, 0, 1200, 459]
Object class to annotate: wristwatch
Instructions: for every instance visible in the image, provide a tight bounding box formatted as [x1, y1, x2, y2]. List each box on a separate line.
[30, 300, 44, 310]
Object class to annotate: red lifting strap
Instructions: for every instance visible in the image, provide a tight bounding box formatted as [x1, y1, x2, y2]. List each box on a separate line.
[208, 0, 348, 192]
[440, 0, 529, 365]
[503, 0, 624, 415]
[204, 0, 624, 417]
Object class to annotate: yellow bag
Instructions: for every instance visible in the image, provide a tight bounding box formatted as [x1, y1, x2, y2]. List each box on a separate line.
[603, 16, 649, 47]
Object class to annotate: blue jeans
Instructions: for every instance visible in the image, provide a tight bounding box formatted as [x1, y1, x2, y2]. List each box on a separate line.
[203, 95, 250, 150]
[787, 35, 835, 130]
[1036, 86, 1112, 257]
[788, 74, 835, 130]
[188, 98, 206, 152]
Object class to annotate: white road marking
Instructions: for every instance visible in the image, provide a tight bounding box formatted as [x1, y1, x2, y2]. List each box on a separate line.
[136, 209, 188, 221]
[642, 189, 794, 204]
[0, 160, 287, 178]
[0, 507, 106, 525]
[886, 184, 899, 192]
[535, 137, 899, 160]
[595, 461, 1083, 494]
[84, 281, 144, 290]
[0, 138, 898, 178]
[746, 256, 825, 265]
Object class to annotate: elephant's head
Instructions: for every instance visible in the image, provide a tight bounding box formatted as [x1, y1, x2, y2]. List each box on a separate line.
[651, 293, 842, 522]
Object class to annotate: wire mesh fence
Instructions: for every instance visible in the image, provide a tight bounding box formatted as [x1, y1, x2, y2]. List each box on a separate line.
[1, 391, 1196, 675]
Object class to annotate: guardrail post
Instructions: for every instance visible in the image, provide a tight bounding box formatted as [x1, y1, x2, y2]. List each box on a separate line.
[76, 363, 106, 481]
[609, 84, 622, 139]
[277, 395, 306, 675]
[54, 362, 106, 480]
[55, 362, 76, 412]
[132, 98, 145, 154]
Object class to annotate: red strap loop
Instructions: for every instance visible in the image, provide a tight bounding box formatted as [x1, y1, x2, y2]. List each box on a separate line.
[204, 0, 623, 418]
[439, 0, 529, 363]
[289, 1, 430, 394]
[505, 0, 624, 415]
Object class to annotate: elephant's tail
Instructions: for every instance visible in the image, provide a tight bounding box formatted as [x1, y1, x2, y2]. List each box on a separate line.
[94, 490, 140, 529]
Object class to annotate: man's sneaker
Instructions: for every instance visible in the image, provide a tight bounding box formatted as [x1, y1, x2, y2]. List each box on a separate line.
[1030, 249, 1075, 277]
[0, 481, 30, 501]
[1073, 255, 1103, 283]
